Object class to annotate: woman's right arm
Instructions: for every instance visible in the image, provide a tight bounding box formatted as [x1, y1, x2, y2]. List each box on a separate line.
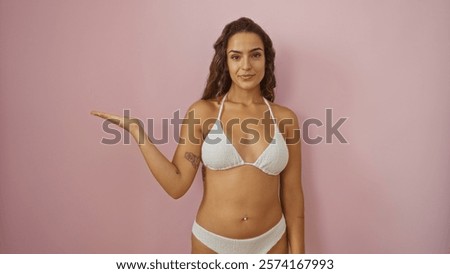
[92, 100, 207, 199]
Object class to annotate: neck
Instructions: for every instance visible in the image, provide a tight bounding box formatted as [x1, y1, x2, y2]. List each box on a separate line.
[227, 85, 264, 105]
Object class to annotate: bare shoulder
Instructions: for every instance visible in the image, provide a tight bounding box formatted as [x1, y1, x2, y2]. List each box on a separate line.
[269, 102, 299, 123]
[270, 103, 301, 143]
[186, 98, 220, 121]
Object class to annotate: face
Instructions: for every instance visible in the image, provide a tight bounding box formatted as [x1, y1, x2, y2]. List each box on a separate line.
[226, 32, 265, 92]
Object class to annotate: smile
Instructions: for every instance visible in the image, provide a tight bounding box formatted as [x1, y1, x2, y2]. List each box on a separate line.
[239, 74, 255, 80]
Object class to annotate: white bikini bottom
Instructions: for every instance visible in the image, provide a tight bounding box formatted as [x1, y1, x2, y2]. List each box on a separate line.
[192, 215, 286, 254]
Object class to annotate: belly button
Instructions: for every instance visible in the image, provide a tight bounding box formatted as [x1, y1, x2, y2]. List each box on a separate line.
[242, 216, 249, 221]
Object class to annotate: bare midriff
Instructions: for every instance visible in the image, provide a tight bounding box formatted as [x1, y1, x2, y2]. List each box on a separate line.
[196, 165, 283, 239]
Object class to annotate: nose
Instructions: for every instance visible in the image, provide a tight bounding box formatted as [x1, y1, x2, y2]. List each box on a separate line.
[242, 56, 252, 70]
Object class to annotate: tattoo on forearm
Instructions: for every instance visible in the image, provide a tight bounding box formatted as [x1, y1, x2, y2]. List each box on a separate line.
[184, 152, 200, 169]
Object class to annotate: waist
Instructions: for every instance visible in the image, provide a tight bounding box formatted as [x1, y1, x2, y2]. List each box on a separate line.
[197, 166, 282, 238]
[201, 180, 280, 211]
[196, 199, 283, 239]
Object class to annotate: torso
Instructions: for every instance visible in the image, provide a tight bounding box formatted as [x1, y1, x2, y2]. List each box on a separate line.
[197, 166, 283, 238]
[196, 96, 287, 239]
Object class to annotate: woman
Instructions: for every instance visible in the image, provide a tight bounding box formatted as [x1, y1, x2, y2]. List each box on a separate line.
[91, 17, 305, 254]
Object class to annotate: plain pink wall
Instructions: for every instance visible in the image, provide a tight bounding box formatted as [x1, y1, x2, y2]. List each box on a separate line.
[1, 0, 449, 253]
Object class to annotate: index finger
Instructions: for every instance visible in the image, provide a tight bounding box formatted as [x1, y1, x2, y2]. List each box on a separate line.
[90, 111, 116, 120]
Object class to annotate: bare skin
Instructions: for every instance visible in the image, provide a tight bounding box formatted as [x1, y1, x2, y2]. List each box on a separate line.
[91, 32, 304, 253]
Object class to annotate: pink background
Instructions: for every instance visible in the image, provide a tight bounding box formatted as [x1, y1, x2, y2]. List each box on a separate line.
[1, 0, 449, 253]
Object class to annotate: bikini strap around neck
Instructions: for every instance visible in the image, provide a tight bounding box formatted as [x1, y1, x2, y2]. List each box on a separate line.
[263, 97, 275, 120]
[218, 93, 275, 120]
[217, 93, 228, 120]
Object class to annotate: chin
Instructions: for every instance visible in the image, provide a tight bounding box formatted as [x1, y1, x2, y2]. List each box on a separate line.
[237, 83, 260, 91]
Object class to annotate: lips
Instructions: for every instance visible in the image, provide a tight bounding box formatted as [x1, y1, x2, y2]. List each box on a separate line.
[239, 74, 255, 80]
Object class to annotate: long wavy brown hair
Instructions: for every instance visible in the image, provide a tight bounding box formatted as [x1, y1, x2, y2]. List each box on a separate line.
[201, 17, 276, 102]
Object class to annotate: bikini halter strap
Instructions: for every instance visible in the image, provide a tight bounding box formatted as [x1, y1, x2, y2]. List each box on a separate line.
[217, 93, 228, 119]
[217, 93, 275, 120]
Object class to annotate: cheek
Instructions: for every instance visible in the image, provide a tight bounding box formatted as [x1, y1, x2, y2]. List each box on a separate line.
[227, 62, 239, 77]
[258, 62, 266, 75]
[254, 59, 265, 71]
[260, 59, 266, 70]
[227, 59, 236, 70]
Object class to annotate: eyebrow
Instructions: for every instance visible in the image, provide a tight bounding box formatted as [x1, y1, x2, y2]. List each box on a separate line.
[227, 47, 263, 54]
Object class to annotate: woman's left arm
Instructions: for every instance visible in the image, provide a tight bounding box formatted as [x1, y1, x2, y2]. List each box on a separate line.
[280, 109, 305, 254]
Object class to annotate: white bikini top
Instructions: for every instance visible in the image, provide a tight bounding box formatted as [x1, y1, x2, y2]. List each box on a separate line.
[201, 93, 289, 176]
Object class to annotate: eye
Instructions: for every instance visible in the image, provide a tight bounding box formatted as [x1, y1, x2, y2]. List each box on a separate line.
[230, 55, 240, 60]
[252, 52, 262, 59]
